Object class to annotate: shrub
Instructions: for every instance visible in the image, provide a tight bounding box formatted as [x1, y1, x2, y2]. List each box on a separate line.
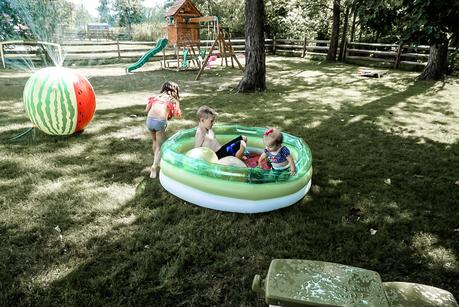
[132, 22, 164, 41]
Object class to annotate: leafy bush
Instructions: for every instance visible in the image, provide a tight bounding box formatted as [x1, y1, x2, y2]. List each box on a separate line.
[131, 22, 164, 41]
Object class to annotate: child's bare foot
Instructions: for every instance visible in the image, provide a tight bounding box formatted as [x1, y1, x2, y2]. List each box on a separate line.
[149, 165, 158, 179]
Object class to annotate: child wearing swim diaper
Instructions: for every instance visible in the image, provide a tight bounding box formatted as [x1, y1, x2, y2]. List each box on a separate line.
[258, 128, 296, 176]
[145, 81, 182, 178]
[194, 105, 247, 160]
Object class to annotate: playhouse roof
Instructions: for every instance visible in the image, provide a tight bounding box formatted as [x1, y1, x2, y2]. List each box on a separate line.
[165, 0, 202, 17]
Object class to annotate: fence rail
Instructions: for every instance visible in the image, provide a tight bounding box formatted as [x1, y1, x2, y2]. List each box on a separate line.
[1, 38, 457, 70]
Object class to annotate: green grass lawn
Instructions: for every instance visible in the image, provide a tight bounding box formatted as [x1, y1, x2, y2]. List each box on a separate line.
[1, 56, 458, 305]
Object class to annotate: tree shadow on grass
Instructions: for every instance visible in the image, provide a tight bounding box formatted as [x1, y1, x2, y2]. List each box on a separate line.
[6, 124, 457, 305]
[1, 59, 458, 305]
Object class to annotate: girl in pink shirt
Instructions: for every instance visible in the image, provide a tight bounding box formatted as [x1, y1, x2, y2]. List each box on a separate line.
[145, 81, 182, 178]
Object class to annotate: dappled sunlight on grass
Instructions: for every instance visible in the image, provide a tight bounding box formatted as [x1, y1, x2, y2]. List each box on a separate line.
[303, 120, 324, 129]
[0, 100, 24, 114]
[64, 206, 138, 246]
[218, 111, 251, 121]
[5, 152, 55, 173]
[28, 177, 135, 212]
[31, 213, 140, 288]
[412, 232, 458, 271]
[115, 153, 142, 163]
[86, 120, 121, 135]
[346, 114, 368, 125]
[29, 178, 68, 198]
[171, 118, 197, 128]
[0, 121, 32, 134]
[297, 70, 324, 79]
[95, 92, 148, 110]
[375, 85, 459, 143]
[360, 198, 415, 226]
[104, 125, 146, 140]
[32, 261, 86, 289]
[1, 56, 458, 305]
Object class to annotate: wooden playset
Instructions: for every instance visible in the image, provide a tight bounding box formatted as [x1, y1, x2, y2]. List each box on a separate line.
[162, 0, 243, 79]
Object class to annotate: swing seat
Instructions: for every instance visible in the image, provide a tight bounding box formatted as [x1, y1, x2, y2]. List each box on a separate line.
[181, 48, 207, 68]
[206, 55, 218, 68]
[199, 49, 206, 60]
[181, 48, 190, 68]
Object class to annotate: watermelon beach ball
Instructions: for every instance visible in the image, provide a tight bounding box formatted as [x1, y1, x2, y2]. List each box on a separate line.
[23, 67, 96, 135]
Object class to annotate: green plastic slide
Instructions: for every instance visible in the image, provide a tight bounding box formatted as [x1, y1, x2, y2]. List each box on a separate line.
[126, 38, 168, 72]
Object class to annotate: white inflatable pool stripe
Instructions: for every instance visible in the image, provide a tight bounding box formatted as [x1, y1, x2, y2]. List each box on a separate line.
[160, 171, 312, 214]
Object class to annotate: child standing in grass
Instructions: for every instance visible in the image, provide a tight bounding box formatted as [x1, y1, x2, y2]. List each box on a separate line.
[194, 105, 247, 160]
[258, 128, 296, 176]
[145, 81, 182, 178]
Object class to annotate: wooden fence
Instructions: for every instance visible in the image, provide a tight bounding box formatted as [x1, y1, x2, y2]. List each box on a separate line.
[1, 38, 456, 70]
[273, 38, 457, 69]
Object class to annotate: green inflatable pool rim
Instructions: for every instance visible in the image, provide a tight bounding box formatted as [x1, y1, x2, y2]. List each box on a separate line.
[160, 125, 313, 200]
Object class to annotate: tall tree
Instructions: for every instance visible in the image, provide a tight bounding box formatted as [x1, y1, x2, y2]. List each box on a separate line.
[98, 0, 113, 25]
[401, 0, 459, 80]
[326, 0, 340, 61]
[356, 0, 458, 79]
[73, 4, 92, 30]
[338, 2, 351, 61]
[0, 1, 31, 40]
[354, 0, 402, 42]
[237, 0, 266, 92]
[6, 0, 73, 42]
[113, 0, 143, 37]
[265, 0, 332, 40]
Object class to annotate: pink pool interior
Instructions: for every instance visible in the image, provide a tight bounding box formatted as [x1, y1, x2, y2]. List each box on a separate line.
[245, 152, 271, 170]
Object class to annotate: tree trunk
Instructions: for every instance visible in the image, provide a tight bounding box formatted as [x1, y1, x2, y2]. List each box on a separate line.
[418, 40, 449, 80]
[375, 30, 381, 42]
[125, 7, 132, 40]
[326, 0, 340, 61]
[338, 5, 350, 61]
[350, 7, 357, 42]
[237, 0, 266, 92]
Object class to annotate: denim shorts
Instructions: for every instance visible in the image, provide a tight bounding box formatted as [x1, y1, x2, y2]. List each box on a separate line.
[146, 117, 167, 132]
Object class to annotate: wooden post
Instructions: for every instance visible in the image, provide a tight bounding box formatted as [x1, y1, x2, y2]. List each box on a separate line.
[116, 39, 121, 60]
[197, 44, 202, 68]
[40, 45, 48, 66]
[222, 33, 243, 72]
[0, 43, 5, 68]
[228, 32, 235, 68]
[196, 29, 244, 80]
[344, 39, 350, 62]
[162, 47, 166, 68]
[176, 46, 180, 71]
[272, 36, 276, 55]
[302, 37, 307, 58]
[196, 35, 220, 80]
[219, 39, 224, 66]
[190, 45, 199, 68]
[394, 42, 403, 69]
[57, 44, 63, 66]
[342, 39, 348, 62]
[222, 31, 229, 67]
